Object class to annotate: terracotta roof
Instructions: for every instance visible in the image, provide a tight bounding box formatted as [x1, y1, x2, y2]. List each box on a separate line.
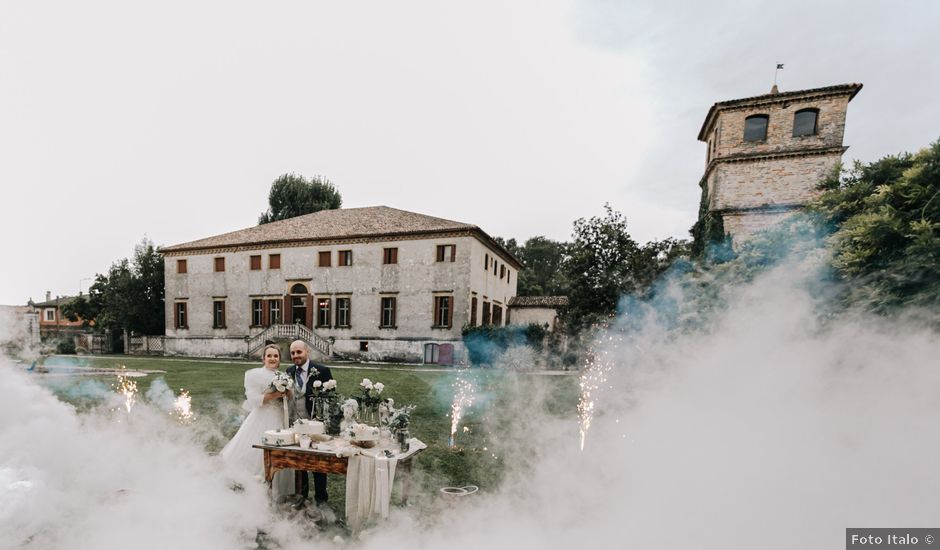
[31, 295, 81, 308]
[159, 206, 522, 268]
[698, 83, 863, 141]
[508, 296, 569, 308]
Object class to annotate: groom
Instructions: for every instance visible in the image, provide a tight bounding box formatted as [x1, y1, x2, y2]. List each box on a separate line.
[286, 340, 334, 511]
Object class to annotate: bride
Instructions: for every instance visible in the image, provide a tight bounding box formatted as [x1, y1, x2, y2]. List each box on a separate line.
[220, 343, 294, 497]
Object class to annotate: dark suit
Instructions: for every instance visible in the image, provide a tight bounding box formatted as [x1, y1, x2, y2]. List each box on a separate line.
[285, 360, 333, 504]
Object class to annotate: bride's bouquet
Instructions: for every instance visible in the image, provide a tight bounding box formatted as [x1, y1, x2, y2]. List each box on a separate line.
[269, 372, 294, 427]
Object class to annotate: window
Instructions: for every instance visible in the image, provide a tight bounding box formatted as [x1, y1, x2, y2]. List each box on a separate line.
[383, 247, 398, 265]
[250, 255, 262, 270]
[359, 341, 369, 352]
[380, 297, 397, 328]
[177, 259, 187, 274]
[269, 254, 280, 269]
[44, 308, 55, 322]
[507, 270, 511, 284]
[436, 244, 456, 262]
[336, 297, 351, 327]
[338, 250, 352, 267]
[434, 295, 453, 328]
[482, 301, 491, 325]
[251, 299, 264, 326]
[290, 283, 308, 294]
[213, 300, 226, 328]
[318, 251, 331, 267]
[743, 115, 769, 142]
[493, 261, 498, 275]
[268, 299, 281, 325]
[492, 305, 503, 326]
[470, 297, 478, 326]
[500, 265, 506, 279]
[484, 253, 489, 269]
[316, 297, 331, 327]
[214, 257, 225, 272]
[175, 302, 188, 329]
[793, 108, 819, 137]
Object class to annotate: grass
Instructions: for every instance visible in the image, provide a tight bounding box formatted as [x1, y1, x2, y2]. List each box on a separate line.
[34, 354, 580, 520]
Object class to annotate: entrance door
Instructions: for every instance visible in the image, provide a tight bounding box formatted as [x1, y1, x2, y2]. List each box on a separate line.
[439, 343, 454, 366]
[291, 296, 307, 325]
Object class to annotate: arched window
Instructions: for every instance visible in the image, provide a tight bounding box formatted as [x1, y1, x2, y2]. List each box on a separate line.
[290, 283, 308, 294]
[793, 108, 819, 137]
[743, 114, 769, 142]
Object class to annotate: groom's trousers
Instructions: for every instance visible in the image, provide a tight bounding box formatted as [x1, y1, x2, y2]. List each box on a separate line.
[297, 471, 328, 504]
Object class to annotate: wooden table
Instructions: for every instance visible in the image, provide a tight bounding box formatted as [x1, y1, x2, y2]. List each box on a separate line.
[252, 442, 423, 502]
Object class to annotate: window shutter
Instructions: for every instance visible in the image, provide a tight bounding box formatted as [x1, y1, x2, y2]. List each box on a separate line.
[448, 296, 453, 327]
[262, 299, 270, 327]
[450, 245, 456, 262]
[306, 294, 314, 329]
[284, 295, 291, 324]
[392, 248, 398, 264]
[221, 302, 226, 328]
[174, 304, 180, 329]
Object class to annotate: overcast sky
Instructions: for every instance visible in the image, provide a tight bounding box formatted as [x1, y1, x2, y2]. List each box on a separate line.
[1, 0, 938, 305]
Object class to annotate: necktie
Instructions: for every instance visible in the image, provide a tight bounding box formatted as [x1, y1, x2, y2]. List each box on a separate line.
[296, 368, 304, 389]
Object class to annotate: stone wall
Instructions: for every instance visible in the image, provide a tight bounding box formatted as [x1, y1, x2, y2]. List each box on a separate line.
[707, 152, 839, 211]
[721, 210, 798, 242]
[507, 307, 558, 330]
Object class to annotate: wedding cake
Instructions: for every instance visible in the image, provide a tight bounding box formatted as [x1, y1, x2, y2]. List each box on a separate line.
[262, 429, 295, 446]
[293, 419, 325, 436]
[353, 424, 379, 442]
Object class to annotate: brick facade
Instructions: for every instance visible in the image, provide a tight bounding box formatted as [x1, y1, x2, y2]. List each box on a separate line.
[697, 83, 862, 241]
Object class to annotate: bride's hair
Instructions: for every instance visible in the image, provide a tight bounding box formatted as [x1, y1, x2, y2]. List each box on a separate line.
[262, 344, 281, 360]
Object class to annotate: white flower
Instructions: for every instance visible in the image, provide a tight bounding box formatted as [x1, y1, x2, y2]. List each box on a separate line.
[313, 380, 322, 388]
[361, 378, 372, 387]
[374, 382, 384, 392]
[323, 380, 337, 391]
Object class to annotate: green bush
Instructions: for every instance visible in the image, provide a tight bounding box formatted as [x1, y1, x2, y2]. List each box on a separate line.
[56, 339, 77, 354]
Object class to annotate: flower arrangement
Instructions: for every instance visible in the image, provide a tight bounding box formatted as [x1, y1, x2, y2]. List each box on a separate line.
[388, 404, 416, 433]
[310, 378, 336, 397]
[359, 378, 385, 407]
[269, 371, 294, 393]
[268, 371, 294, 427]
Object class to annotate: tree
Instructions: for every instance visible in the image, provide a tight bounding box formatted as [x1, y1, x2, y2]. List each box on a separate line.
[813, 139, 940, 311]
[562, 204, 689, 330]
[515, 237, 569, 296]
[563, 205, 640, 330]
[258, 173, 342, 224]
[63, 238, 166, 335]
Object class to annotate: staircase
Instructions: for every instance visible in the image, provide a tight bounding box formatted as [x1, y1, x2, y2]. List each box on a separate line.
[246, 323, 332, 360]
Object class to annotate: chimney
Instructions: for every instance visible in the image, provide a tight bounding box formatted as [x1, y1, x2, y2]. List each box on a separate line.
[46, 291, 51, 302]
[770, 84, 779, 94]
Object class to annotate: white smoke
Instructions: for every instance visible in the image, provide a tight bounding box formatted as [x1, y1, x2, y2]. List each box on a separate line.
[2, 252, 939, 549]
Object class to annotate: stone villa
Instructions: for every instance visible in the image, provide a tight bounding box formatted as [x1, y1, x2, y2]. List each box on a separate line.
[159, 206, 521, 364]
[697, 82, 863, 240]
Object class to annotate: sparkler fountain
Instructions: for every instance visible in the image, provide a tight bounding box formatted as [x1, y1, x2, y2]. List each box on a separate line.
[449, 375, 476, 447]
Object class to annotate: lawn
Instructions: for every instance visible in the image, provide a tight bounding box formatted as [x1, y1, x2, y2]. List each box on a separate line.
[34, 354, 580, 519]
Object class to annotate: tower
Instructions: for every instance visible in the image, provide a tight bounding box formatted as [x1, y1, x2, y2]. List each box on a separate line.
[696, 83, 862, 241]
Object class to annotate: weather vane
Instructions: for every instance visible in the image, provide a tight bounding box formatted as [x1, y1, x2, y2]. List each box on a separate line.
[774, 63, 785, 87]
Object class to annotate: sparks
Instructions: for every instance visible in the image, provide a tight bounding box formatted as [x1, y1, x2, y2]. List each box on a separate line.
[449, 374, 476, 447]
[577, 340, 614, 451]
[115, 368, 138, 413]
[173, 389, 194, 422]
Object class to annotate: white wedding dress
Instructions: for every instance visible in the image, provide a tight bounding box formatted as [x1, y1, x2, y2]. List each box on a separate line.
[220, 367, 294, 497]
